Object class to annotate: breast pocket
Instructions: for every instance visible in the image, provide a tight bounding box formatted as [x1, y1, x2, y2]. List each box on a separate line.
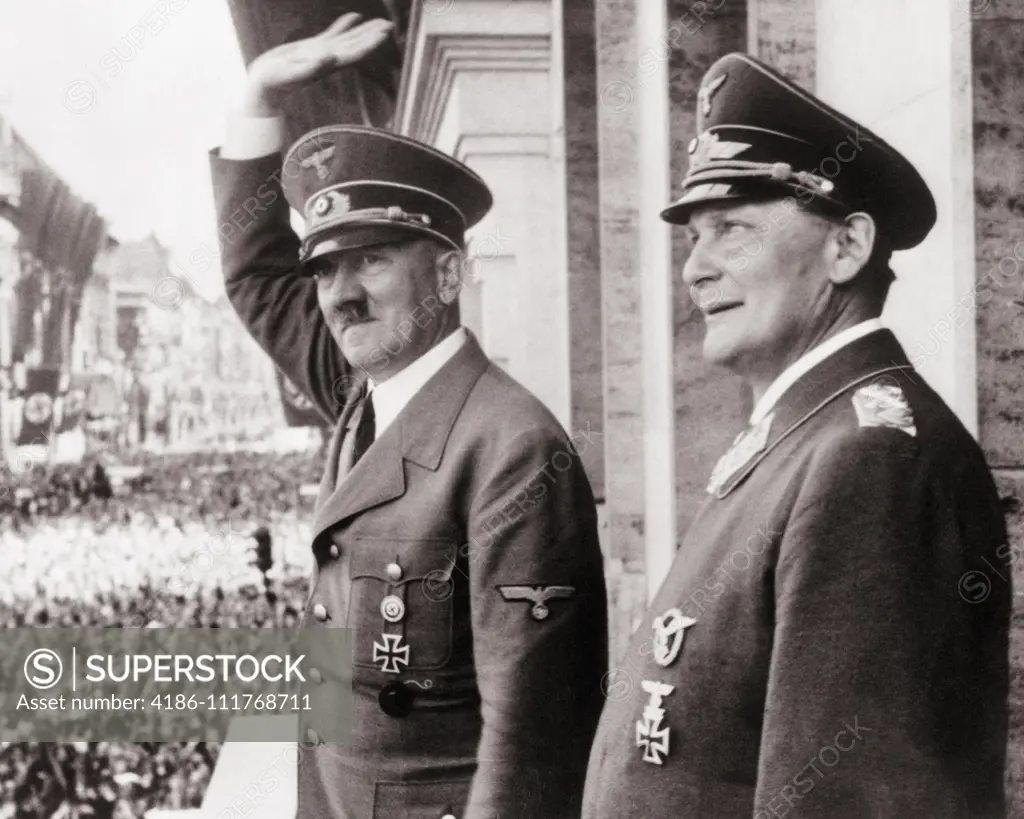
[372, 779, 470, 819]
[349, 538, 458, 673]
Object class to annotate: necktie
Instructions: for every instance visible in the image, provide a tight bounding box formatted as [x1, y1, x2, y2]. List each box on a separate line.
[350, 393, 376, 466]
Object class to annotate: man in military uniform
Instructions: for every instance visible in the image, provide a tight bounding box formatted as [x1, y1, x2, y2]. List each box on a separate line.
[208, 14, 608, 819]
[582, 53, 1009, 818]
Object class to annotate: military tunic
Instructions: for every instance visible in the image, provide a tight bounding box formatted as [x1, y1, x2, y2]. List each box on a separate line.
[581, 329, 1009, 818]
[210, 149, 608, 819]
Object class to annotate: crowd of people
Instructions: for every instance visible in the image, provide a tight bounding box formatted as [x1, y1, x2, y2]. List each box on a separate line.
[0, 446, 323, 817]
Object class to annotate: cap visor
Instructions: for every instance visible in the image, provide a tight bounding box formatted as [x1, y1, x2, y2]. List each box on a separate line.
[302, 225, 455, 262]
[660, 181, 847, 224]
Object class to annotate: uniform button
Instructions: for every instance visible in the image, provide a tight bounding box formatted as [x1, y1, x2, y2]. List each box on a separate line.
[329, 544, 339, 559]
[441, 814, 456, 819]
[378, 681, 415, 718]
[386, 562, 403, 581]
[308, 667, 323, 684]
[312, 604, 328, 622]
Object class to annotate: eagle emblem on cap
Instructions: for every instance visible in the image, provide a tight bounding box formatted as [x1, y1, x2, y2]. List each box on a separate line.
[299, 145, 336, 181]
[698, 73, 727, 117]
[688, 132, 751, 168]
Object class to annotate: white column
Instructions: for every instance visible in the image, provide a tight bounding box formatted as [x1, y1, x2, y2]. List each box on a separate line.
[815, 0, 977, 433]
[396, 0, 572, 429]
[637, 0, 676, 601]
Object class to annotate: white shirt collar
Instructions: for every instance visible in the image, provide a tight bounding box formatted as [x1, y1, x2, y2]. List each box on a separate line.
[749, 318, 885, 425]
[367, 327, 468, 438]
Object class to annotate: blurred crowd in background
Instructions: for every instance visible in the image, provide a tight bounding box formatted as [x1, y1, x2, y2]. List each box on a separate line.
[0, 449, 321, 818]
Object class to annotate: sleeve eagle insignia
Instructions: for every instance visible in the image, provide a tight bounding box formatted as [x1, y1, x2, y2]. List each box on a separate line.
[497, 585, 576, 621]
[851, 381, 916, 437]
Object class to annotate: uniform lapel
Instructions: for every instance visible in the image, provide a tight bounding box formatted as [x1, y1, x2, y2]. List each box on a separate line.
[712, 329, 916, 499]
[311, 333, 492, 542]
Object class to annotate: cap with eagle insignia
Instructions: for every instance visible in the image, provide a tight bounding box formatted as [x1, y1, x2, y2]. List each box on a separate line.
[282, 125, 494, 264]
[662, 52, 936, 251]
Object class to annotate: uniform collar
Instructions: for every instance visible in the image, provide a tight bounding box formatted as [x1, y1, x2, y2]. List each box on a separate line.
[710, 325, 912, 499]
[312, 331, 490, 540]
[749, 318, 885, 426]
[367, 327, 468, 437]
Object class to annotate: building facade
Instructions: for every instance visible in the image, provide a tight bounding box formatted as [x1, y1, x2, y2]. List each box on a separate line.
[394, 0, 1024, 666]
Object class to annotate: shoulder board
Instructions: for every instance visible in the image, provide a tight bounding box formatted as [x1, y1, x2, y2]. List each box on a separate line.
[851, 381, 916, 437]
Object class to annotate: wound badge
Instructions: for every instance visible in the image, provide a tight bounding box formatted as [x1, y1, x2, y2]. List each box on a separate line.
[497, 585, 576, 621]
[652, 608, 697, 667]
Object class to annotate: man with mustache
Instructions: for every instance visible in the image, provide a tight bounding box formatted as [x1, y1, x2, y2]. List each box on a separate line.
[581, 53, 1010, 818]
[208, 13, 607, 819]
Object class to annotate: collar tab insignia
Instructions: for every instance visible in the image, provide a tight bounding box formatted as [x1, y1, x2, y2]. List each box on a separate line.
[707, 411, 774, 494]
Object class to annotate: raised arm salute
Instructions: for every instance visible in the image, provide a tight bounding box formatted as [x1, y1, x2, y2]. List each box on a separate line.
[209, 13, 608, 819]
[213, 14, 394, 421]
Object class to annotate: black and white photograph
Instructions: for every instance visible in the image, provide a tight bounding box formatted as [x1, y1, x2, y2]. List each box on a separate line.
[0, 0, 1021, 816]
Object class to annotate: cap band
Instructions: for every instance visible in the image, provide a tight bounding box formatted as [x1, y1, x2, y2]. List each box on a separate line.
[302, 181, 466, 261]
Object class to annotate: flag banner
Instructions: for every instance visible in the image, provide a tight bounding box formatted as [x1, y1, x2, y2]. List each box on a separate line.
[17, 366, 60, 445]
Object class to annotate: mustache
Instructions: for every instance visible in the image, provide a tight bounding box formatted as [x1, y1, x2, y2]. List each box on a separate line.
[334, 301, 371, 327]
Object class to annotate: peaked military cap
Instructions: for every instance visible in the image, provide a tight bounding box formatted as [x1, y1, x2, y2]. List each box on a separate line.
[282, 125, 493, 262]
[662, 53, 936, 251]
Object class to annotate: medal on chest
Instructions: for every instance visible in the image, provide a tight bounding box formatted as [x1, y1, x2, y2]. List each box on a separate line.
[633, 608, 697, 764]
[635, 680, 675, 765]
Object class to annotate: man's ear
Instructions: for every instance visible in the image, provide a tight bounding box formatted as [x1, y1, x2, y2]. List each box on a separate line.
[829, 212, 876, 285]
[435, 248, 464, 305]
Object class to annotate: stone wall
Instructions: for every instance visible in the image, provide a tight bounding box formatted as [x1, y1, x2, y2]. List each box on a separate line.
[561, 0, 606, 500]
[594, 0, 649, 661]
[971, 0, 1024, 808]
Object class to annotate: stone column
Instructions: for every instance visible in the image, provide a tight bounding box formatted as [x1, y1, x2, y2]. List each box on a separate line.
[971, 8, 1024, 785]
[594, 0, 651, 652]
[636, 0, 677, 602]
[397, 0, 572, 430]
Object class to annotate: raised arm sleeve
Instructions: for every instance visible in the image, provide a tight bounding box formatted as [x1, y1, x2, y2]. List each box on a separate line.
[209, 148, 350, 422]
